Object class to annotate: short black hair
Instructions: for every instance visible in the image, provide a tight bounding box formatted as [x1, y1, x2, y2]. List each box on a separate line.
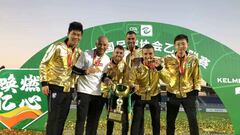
[68, 21, 83, 34]
[142, 44, 154, 50]
[114, 45, 124, 51]
[126, 31, 136, 36]
[174, 34, 188, 44]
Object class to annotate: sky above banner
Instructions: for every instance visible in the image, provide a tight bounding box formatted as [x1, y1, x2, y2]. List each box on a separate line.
[0, 0, 240, 68]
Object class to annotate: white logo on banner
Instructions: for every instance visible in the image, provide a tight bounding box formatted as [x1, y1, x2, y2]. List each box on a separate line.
[141, 25, 153, 36]
[235, 87, 240, 95]
[129, 27, 138, 34]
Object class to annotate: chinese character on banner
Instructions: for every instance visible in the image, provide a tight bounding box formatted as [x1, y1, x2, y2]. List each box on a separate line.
[19, 95, 42, 110]
[164, 43, 174, 54]
[116, 40, 126, 48]
[199, 56, 211, 69]
[152, 41, 163, 52]
[106, 42, 114, 54]
[139, 39, 150, 48]
[189, 50, 199, 58]
[20, 75, 40, 92]
[0, 92, 16, 111]
[0, 74, 19, 93]
[135, 40, 139, 46]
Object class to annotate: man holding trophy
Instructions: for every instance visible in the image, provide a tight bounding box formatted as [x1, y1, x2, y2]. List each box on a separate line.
[129, 44, 171, 135]
[101, 45, 130, 135]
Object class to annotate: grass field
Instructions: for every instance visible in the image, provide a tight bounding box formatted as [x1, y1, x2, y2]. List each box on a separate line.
[0, 108, 233, 135]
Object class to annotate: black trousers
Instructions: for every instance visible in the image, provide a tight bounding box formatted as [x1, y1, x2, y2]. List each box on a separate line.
[166, 90, 199, 135]
[131, 93, 145, 135]
[46, 84, 73, 135]
[131, 94, 161, 135]
[106, 95, 129, 135]
[75, 92, 105, 135]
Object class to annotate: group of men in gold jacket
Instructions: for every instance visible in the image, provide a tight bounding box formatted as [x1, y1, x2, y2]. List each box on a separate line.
[40, 21, 201, 135]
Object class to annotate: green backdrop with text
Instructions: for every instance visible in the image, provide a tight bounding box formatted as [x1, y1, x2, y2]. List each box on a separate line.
[1, 21, 239, 134]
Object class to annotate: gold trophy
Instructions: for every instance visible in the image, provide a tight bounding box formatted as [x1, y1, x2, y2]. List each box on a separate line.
[101, 61, 130, 122]
[107, 81, 130, 123]
[101, 81, 111, 98]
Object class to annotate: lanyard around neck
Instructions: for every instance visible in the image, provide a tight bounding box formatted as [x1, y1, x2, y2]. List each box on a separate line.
[177, 55, 186, 75]
[67, 44, 76, 67]
[93, 49, 103, 66]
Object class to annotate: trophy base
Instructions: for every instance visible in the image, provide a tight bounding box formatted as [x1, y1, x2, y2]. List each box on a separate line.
[107, 111, 122, 123]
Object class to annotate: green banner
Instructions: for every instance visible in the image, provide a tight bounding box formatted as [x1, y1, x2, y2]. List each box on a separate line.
[0, 69, 47, 131]
[3, 21, 239, 134]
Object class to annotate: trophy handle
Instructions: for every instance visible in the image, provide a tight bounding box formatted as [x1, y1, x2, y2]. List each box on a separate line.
[101, 82, 114, 98]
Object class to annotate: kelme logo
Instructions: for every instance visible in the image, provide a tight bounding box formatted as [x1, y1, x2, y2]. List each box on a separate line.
[141, 25, 153, 36]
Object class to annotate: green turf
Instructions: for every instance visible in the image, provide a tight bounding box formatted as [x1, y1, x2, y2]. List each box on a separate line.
[0, 108, 233, 135]
[65, 108, 233, 135]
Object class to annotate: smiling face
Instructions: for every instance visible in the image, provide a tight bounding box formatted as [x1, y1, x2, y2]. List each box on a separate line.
[96, 36, 109, 56]
[126, 33, 136, 52]
[142, 48, 155, 62]
[67, 30, 82, 47]
[174, 39, 188, 56]
[112, 47, 124, 64]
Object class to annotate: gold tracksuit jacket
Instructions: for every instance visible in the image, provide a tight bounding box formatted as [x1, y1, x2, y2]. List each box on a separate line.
[164, 53, 202, 98]
[39, 40, 81, 92]
[125, 48, 142, 68]
[105, 60, 129, 84]
[129, 58, 171, 97]
[101, 60, 129, 97]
